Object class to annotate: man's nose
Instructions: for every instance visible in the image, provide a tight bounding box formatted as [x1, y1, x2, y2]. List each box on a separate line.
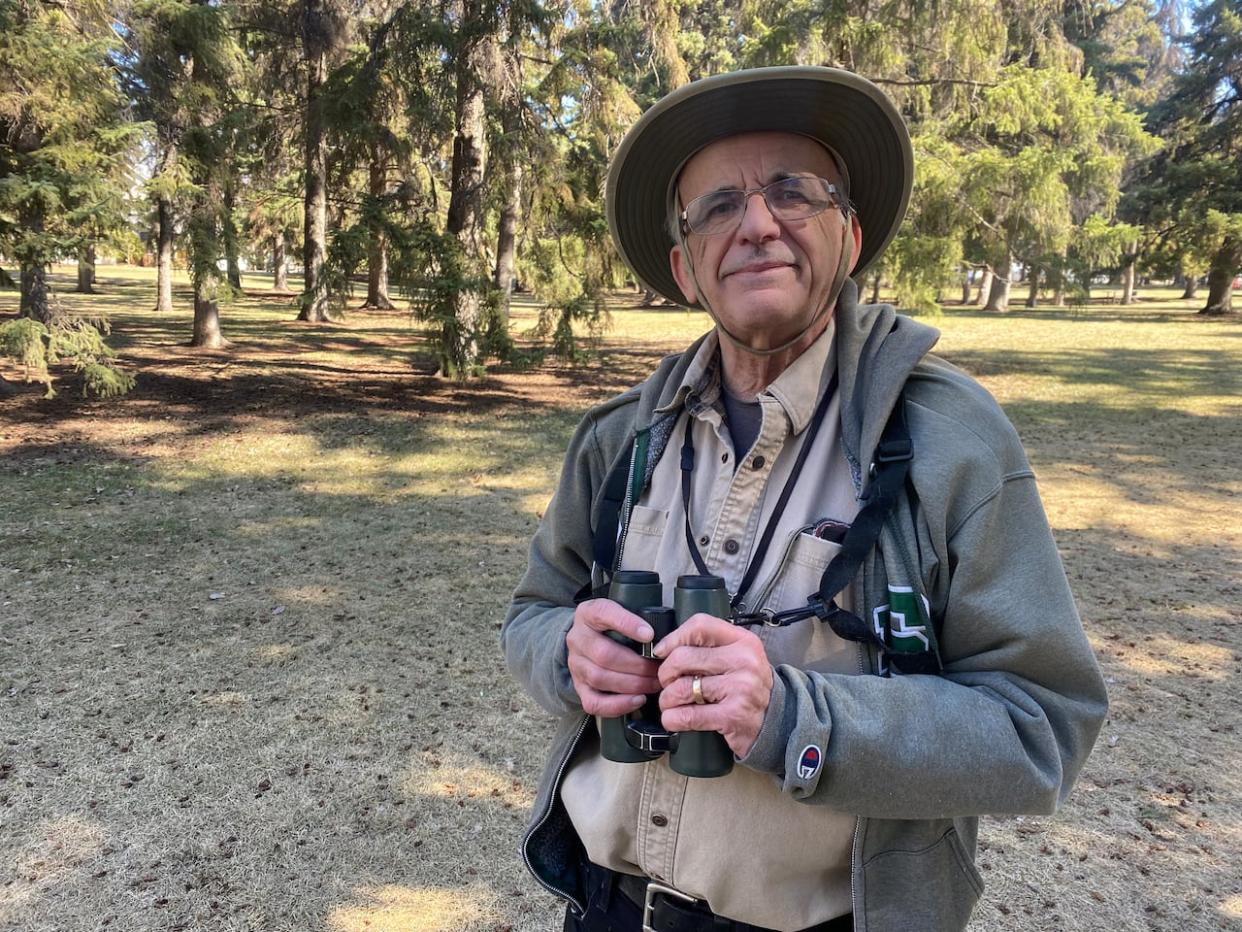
[735, 190, 781, 242]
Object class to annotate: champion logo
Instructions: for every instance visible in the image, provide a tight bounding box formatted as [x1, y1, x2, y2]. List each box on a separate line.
[796, 744, 822, 780]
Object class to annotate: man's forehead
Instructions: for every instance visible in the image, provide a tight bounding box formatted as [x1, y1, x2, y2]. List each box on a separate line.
[677, 131, 844, 192]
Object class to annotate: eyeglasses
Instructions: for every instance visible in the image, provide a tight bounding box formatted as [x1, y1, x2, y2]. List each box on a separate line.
[680, 176, 849, 237]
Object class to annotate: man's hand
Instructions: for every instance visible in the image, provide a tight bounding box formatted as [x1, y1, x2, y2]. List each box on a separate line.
[566, 599, 662, 717]
[654, 615, 774, 759]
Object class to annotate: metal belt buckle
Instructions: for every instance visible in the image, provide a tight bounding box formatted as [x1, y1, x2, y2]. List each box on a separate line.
[643, 880, 698, 932]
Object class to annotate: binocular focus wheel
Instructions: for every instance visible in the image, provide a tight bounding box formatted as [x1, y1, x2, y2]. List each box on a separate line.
[625, 719, 678, 754]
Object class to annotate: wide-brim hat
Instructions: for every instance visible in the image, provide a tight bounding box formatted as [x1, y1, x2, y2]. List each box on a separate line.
[606, 66, 914, 308]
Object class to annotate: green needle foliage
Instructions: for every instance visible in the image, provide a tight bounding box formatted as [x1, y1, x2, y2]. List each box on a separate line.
[0, 315, 136, 398]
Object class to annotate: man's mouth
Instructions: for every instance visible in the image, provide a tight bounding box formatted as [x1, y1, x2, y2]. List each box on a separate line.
[727, 260, 793, 277]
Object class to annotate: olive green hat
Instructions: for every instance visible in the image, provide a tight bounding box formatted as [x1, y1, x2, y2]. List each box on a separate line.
[605, 66, 914, 307]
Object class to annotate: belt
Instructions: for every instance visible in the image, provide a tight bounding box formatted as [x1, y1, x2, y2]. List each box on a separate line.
[608, 866, 850, 932]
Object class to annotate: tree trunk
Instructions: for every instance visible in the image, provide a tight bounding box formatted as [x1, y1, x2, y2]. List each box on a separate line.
[1120, 255, 1137, 305]
[19, 263, 51, 325]
[154, 134, 178, 313]
[442, 2, 494, 376]
[156, 192, 175, 311]
[869, 272, 882, 304]
[190, 288, 227, 348]
[76, 242, 97, 294]
[298, 0, 330, 322]
[1201, 238, 1240, 315]
[493, 83, 523, 327]
[1025, 266, 1040, 308]
[960, 268, 973, 305]
[1181, 276, 1200, 300]
[984, 265, 1011, 312]
[273, 236, 289, 291]
[973, 266, 993, 306]
[363, 142, 394, 309]
[223, 181, 242, 290]
[493, 165, 521, 326]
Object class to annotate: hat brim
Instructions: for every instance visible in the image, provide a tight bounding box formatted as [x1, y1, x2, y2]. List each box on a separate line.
[606, 66, 914, 308]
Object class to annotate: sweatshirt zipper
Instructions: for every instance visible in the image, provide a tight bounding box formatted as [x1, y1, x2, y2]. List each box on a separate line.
[611, 438, 644, 574]
[850, 815, 863, 931]
[520, 714, 591, 914]
[849, 640, 869, 931]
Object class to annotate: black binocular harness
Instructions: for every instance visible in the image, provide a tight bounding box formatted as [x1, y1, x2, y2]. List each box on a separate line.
[578, 379, 942, 677]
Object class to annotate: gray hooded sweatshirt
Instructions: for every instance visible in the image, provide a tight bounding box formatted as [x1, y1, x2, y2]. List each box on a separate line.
[502, 281, 1108, 932]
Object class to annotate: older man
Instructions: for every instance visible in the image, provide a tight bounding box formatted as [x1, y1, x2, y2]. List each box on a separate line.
[503, 67, 1107, 932]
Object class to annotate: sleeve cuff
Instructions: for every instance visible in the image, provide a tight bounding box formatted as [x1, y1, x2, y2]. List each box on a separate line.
[738, 665, 834, 799]
[738, 669, 788, 773]
[553, 609, 580, 708]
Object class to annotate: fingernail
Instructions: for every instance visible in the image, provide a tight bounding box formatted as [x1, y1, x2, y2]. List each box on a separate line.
[652, 644, 666, 659]
[631, 695, 646, 708]
[637, 625, 654, 641]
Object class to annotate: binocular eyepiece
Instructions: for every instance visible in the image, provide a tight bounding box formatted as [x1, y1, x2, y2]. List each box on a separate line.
[597, 570, 734, 778]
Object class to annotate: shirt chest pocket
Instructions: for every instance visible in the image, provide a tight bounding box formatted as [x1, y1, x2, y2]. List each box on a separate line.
[759, 531, 861, 675]
[617, 504, 670, 576]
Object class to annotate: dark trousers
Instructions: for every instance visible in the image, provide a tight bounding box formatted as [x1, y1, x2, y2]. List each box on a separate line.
[563, 860, 853, 932]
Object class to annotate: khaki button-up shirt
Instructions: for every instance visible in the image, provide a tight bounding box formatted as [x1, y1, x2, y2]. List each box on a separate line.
[561, 322, 864, 931]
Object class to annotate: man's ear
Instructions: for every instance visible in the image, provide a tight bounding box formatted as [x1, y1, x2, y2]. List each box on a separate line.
[847, 215, 863, 276]
[670, 244, 699, 305]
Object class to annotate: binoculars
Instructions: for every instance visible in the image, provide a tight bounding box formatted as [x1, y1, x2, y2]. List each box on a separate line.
[597, 570, 734, 778]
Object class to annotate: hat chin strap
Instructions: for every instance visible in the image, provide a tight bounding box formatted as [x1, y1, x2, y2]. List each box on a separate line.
[679, 210, 855, 358]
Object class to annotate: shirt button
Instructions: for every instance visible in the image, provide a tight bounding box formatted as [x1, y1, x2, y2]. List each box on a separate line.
[721, 452, 729, 463]
[698, 535, 710, 547]
[724, 539, 740, 555]
[651, 814, 668, 827]
[751, 455, 766, 470]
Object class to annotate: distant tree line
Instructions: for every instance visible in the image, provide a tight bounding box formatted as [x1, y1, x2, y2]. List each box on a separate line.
[1, 0, 1239, 387]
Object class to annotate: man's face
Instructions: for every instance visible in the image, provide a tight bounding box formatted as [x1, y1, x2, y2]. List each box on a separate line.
[669, 132, 862, 350]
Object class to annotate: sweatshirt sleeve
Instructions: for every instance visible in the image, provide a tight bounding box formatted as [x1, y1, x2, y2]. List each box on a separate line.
[501, 411, 610, 718]
[740, 473, 1109, 820]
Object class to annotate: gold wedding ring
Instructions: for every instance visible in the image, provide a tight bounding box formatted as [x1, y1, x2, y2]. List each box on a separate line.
[691, 675, 706, 705]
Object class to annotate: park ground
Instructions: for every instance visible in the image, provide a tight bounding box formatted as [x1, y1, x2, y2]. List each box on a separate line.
[0, 266, 1239, 932]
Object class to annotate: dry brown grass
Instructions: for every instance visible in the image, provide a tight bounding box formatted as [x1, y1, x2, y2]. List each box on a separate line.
[1, 267, 1239, 931]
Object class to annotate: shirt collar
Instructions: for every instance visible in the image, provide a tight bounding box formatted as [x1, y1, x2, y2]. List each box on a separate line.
[655, 319, 838, 436]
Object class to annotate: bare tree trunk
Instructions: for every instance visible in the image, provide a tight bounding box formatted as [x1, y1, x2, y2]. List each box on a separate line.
[273, 236, 289, 292]
[961, 267, 973, 304]
[984, 262, 1011, 312]
[223, 181, 242, 289]
[363, 142, 394, 309]
[298, 0, 330, 322]
[153, 131, 179, 314]
[973, 266, 993, 306]
[493, 67, 523, 328]
[190, 288, 227, 348]
[17, 205, 52, 323]
[869, 272, 882, 304]
[442, 1, 494, 376]
[1025, 266, 1040, 308]
[76, 242, 97, 294]
[493, 164, 521, 326]
[156, 193, 175, 311]
[20, 263, 51, 325]
[1181, 276, 1200, 300]
[1120, 255, 1137, 305]
[1201, 238, 1240, 315]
